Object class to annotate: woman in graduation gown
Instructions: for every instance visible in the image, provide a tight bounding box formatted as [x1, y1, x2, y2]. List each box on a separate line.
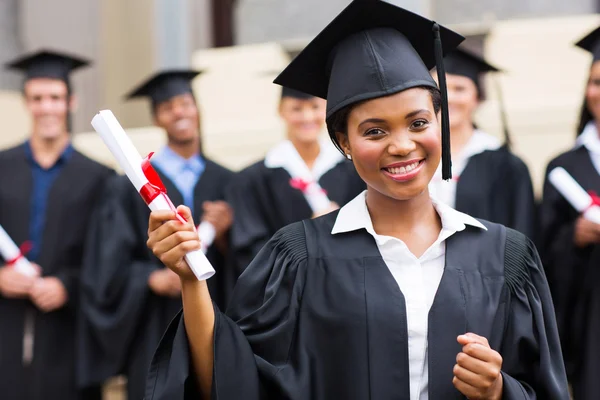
[428, 46, 536, 239]
[144, 1, 569, 399]
[226, 83, 365, 271]
[539, 26, 600, 399]
[77, 71, 235, 400]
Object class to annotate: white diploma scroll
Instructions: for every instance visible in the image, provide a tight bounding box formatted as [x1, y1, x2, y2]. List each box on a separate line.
[91, 110, 215, 281]
[0, 225, 37, 277]
[548, 167, 600, 224]
[197, 221, 216, 253]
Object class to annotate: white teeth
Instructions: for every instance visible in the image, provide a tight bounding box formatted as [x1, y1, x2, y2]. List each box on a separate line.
[386, 161, 420, 175]
[174, 119, 191, 130]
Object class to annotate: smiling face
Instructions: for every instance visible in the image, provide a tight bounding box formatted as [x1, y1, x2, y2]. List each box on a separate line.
[335, 87, 441, 202]
[586, 62, 600, 122]
[153, 93, 200, 146]
[24, 78, 72, 140]
[279, 96, 327, 144]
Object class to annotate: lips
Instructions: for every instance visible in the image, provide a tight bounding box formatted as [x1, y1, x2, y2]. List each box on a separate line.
[381, 159, 425, 182]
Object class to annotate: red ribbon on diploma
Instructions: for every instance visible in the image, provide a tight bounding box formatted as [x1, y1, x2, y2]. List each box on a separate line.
[585, 190, 600, 213]
[6, 241, 32, 266]
[140, 153, 186, 224]
[289, 178, 327, 195]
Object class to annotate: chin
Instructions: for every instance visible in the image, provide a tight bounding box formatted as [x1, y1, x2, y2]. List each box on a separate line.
[290, 130, 321, 144]
[37, 130, 63, 141]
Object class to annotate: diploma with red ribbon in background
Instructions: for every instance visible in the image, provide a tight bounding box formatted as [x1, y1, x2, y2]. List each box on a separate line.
[0, 224, 38, 277]
[548, 167, 600, 224]
[91, 110, 215, 281]
[289, 177, 331, 213]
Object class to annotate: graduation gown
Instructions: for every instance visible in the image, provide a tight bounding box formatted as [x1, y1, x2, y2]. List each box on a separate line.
[0, 144, 112, 400]
[145, 213, 568, 400]
[539, 145, 600, 398]
[226, 158, 365, 270]
[77, 159, 234, 400]
[434, 146, 537, 240]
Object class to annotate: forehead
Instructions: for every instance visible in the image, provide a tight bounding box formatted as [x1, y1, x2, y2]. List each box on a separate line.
[348, 87, 433, 119]
[24, 78, 68, 95]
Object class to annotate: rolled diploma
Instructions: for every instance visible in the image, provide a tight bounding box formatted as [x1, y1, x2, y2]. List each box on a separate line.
[197, 221, 216, 253]
[304, 183, 332, 212]
[91, 110, 214, 281]
[0, 225, 37, 277]
[548, 167, 600, 224]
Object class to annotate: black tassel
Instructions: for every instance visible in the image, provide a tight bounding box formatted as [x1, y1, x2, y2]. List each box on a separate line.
[432, 23, 452, 181]
[493, 77, 512, 149]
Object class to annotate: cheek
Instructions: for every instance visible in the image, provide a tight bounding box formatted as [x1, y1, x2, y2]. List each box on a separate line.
[349, 138, 384, 171]
[587, 85, 600, 103]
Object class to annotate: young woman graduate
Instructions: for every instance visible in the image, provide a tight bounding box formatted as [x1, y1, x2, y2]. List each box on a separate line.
[144, 1, 569, 399]
[225, 82, 365, 271]
[539, 26, 600, 399]
[428, 46, 537, 239]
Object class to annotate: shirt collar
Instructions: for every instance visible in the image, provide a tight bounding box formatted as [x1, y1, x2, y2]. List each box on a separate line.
[576, 122, 600, 155]
[23, 140, 74, 168]
[264, 137, 344, 181]
[332, 191, 487, 238]
[152, 145, 204, 175]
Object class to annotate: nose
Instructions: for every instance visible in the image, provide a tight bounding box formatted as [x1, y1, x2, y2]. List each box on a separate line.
[387, 131, 416, 157]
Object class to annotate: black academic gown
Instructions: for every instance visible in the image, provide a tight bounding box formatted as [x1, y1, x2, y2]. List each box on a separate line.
[0, 144, 112, 400]
[454, 146, 537, 240]
[539, 145, 600, 399]
[226, 158, 365, 271]
[145, 213, 569, 400]
[78, 159, 234, 400]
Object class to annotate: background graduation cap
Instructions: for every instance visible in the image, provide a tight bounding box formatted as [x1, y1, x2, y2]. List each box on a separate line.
[261, 47, 317, 100]
[125, 69, 203, 110]
[5, 49, 90, 85]
[443, 46, 513, 148]
[273, 0, 464, 179]
[574, 26, 600, 136]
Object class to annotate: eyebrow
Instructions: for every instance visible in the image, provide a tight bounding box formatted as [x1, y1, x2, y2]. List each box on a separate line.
[358, 109, 431, 128]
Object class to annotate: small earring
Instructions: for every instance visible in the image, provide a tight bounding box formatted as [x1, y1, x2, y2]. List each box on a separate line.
[346, 154, 352, 160]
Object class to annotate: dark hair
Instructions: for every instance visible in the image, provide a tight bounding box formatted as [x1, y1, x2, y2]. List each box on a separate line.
[576, 99, 593, 137]
[326, 85, 442, 153]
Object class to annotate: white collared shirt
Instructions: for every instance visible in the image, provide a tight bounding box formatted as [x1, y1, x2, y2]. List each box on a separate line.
[576, 122, 600, 176]
[264, 137, 344, 182]
[331, 191, 486, 400]
[429, 130, 501, 208]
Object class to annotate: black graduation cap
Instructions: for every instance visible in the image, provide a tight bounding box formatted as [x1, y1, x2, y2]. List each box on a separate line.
[443, 46, 512, 147]
[575, 26, 600, 61]
[273, 0, 464, 180]
[125, 69, 202, 108]
[5, 49, 89, 83]
[444, 46, 500, 93]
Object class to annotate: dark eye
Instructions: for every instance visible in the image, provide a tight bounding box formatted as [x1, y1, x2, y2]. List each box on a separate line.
[364, 128, 385, 136]
[410, 119, 429, 130]
[591, 79, 600, 86]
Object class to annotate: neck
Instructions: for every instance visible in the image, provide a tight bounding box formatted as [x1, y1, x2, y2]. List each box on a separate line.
[595, 120, 600, 137]
[289, 137, 321, 171]
[29, 132, 70, 169]
[365, 187, 442, 257]
[449, 122, 475, 157]
[167, 136, 200, 159]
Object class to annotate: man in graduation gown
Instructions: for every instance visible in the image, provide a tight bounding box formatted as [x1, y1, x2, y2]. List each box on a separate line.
[0, 50, 113, 400]
[78, 70, 235, 400]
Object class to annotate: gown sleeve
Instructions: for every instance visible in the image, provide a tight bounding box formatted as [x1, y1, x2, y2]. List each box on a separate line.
[499, 228, 570, 400]
[77, 175, 163, 387]
[145, 221, 308, 400]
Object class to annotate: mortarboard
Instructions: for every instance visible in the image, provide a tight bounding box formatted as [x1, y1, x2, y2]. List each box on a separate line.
[5, 49, 90, 83]
[125, 70, 202, 109]
[575, 26, 600, 61]
[273, 0, 464, 180]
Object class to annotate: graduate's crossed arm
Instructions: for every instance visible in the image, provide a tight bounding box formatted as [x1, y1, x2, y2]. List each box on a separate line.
[0, 263, 66, 312]
[453, 333, 503, 400]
